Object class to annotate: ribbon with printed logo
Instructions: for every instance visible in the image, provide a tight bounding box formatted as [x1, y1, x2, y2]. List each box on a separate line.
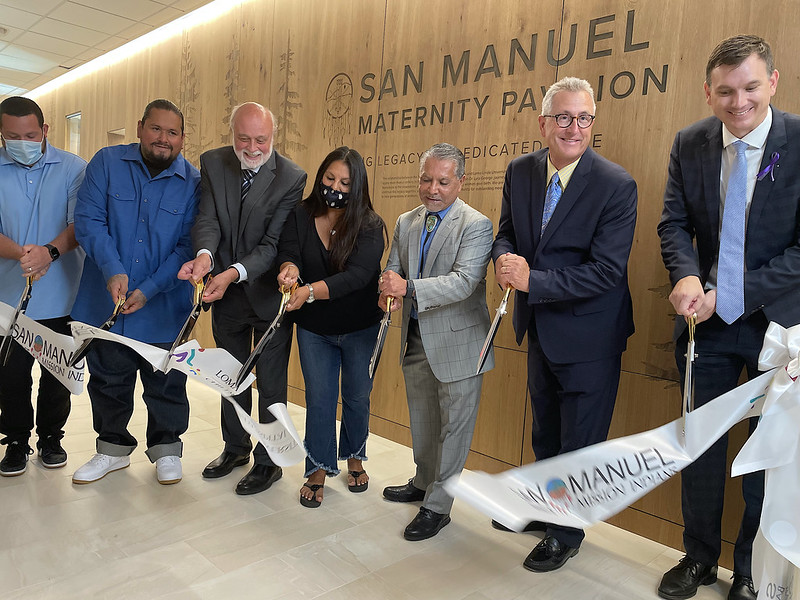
[445, 323, 800, 598]
[69, 323, 306, 466]
[0, 301, 85, 394]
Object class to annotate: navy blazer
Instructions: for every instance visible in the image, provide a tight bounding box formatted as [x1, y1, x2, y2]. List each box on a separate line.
[658, 108, 800, 329]
[493, 147, 637, 364]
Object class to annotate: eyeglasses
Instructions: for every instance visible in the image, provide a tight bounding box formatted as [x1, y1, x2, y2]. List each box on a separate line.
[541, 113, 596, 129]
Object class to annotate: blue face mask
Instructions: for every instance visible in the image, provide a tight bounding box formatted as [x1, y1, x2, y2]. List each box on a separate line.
[4, 139, 44, 166]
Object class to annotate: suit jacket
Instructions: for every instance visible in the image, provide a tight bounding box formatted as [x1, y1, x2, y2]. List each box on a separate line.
[386, 198, 494, 383]
[192, 147, 307, 320]
[493, 147, 637, 364]
[658, 108, 800, 329]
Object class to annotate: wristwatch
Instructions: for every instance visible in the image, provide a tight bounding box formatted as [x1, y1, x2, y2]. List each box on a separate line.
[305, 283, 315, 303]
[44, 243, 60, 261]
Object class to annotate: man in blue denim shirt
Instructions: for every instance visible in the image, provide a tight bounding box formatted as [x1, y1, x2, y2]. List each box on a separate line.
[71, 99, 200, 486]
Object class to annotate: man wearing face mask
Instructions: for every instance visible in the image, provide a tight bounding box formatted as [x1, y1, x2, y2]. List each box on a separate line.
[178, 102, 306, 495]
[0, 97, 87, 477]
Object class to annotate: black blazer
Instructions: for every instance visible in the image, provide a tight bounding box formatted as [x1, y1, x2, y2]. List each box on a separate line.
[493, 147, 637, 363]
[191, 146, 307, 320]
[658, 108, 800, 329]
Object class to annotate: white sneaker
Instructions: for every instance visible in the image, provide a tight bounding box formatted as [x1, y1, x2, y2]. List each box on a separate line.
[72, 453, 130, 484]
[155, 455, 182, 485]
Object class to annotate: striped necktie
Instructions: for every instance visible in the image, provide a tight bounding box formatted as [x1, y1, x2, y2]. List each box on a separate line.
[541, 172, 562, 233]
[716, 140, 748, 324]
[241, 169, 255, 201]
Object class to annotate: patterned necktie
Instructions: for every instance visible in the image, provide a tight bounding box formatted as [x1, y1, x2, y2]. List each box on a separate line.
[716, 140, 748, 324]
[541, 171, 562, 233]
[241, 169, 255, 201]
[419, 212, 441, 277]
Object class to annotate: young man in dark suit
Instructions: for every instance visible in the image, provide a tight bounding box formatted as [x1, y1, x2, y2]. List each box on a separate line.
[492, 77, 638, 572]
[658, 35, 800, 600]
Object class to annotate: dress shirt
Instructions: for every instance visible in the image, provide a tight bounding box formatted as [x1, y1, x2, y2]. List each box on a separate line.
[545, 154, 581, 193]
[72, 143, 200, 343]
[707, 107, 772, 288]
[0, 143, 87, 319]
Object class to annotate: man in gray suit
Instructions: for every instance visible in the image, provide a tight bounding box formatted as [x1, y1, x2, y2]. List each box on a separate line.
[178, 102, 306, 495]
[379, 143, 494, 541]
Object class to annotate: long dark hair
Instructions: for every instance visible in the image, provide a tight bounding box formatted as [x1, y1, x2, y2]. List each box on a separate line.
[304, 146, 386, 272]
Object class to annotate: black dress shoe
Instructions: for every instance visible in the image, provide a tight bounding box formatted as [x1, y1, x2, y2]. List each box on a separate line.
[491, 519, 547, 533]
[383, 478, 426, 503]
[658, 556, 717, 600]
[523, 536, 579, 572]
[728, 574, 756, 600]
[235, 465, 282, 495]
[403, 507, 451, 541]
[202, 451, 249, 479]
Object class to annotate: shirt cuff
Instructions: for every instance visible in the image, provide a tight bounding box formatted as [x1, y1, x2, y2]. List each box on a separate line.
[197, 249, 214, 271]
[231, 262, 248, 282]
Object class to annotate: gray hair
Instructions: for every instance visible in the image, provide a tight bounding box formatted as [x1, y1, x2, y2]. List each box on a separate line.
[541, 77, 596, 115]
[229, 102, 277, 135]
[419, 143, 465, 179]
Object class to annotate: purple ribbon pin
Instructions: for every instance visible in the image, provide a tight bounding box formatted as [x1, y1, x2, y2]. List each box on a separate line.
[757, 152, 780, 182]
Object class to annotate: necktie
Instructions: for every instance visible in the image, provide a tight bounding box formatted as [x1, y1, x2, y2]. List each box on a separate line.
[419, 212, 441, 277]
[716, 140, 748, 324]
[541, 172, 562, 233]
[241, 169, 255, 201]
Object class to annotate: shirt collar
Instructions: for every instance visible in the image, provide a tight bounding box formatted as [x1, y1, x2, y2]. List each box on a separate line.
[722, 105, 772, 150]
[546, 154, 582, 190]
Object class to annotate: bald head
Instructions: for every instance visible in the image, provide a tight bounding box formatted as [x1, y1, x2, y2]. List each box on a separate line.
[231, 102, 275, 169]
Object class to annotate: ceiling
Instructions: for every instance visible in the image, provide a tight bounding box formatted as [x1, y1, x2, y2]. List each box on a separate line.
[0, 0, 218, 100]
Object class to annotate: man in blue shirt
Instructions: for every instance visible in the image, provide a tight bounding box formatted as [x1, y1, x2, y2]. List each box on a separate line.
[71, 99, 200, 486]
[0, 97, 86, 477]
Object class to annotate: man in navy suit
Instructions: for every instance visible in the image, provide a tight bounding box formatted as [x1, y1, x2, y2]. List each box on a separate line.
[658, 35, 800, 600]
[492, 77, 637, 572]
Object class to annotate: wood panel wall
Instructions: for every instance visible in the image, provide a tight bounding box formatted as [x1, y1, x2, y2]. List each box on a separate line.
[30, 0, 800, 570]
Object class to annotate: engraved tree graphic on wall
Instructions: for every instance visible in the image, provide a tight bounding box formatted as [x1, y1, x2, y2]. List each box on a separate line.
[220, 43, 241, 146]
[275, 32, 306, 159]
[180, 32, 201, 163]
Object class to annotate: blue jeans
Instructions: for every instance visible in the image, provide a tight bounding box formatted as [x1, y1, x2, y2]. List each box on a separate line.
[297, 323, 379, 477]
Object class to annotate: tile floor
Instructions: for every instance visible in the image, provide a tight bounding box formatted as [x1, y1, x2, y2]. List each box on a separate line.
[0, 375, 737, 599]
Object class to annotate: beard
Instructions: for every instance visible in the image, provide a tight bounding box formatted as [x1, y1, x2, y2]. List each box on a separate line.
[235, 142, 273, 170]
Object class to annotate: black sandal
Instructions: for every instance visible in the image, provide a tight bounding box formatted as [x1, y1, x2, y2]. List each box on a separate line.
[300, 483, 324, 508]
[348, 470, 369, 493]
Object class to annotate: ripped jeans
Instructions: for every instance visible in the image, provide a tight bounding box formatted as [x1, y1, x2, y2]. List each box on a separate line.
[297, 323, 379, 477]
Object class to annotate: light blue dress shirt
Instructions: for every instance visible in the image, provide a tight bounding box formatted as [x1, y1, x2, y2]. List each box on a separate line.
[71, 143, 200, 344]
[0, 143, 87, 320]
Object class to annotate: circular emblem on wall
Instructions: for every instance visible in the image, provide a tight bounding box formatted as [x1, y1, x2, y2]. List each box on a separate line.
[324, 73, 354, 147]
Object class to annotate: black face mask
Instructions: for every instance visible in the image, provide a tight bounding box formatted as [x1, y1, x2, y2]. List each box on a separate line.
[320, 183, 349, 208]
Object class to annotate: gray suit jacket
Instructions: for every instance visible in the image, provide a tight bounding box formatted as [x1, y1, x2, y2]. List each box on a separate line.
[191, 146, 306, 320]
[386, 198, 494, 383]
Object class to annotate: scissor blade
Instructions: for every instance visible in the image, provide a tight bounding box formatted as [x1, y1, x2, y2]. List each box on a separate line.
[67, 297, 126, 368]
[475, 287, 511, 375]
[234, 311, 285, 391]
[368, 316, 390, 379]
[0, 277, 33, 366]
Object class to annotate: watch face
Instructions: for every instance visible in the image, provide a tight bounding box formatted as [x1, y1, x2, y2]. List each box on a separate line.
[45, 244, 59, 260]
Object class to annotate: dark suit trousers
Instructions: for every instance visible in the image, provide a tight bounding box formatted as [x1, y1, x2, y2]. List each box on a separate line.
[212, 284, 292, 466]
[675, 312, 765, 576]
[527, 321, 621, 549]
[0, 316, 71, 447]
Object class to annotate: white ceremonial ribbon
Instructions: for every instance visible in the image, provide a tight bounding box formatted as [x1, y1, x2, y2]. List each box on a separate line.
[0, 302, 84, 394]
[445, 372, 769, 531]
[732, 322, 800, 599]
[69, 325, 306, 466]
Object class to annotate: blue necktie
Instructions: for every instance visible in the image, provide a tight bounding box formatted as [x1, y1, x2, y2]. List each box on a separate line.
[241, 169, 255, 201]
[716, 140, 747, 324]
[541, 172, 562, 233]
[419, 212, 441, 277]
